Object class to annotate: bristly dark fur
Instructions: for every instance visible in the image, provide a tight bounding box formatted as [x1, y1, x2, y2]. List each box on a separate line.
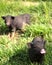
[2, 14, 30, 32]
[27, 36, 46, 64]
[2, 14, 30, 38]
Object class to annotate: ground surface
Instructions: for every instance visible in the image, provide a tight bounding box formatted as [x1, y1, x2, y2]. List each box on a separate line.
[0, 0, 52, 65]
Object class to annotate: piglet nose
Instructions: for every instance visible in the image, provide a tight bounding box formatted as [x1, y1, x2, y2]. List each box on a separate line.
[6, 22, 10, 26]
[40, 49, 46, 54]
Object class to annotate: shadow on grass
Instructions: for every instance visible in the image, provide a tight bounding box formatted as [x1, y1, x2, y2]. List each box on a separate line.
[0, 23, 25, 35]
[0, 25, 9, 35]
[6, 49, 31, 65]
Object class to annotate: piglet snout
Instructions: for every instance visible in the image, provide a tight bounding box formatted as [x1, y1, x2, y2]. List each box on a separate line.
[40, 49, 46, 54]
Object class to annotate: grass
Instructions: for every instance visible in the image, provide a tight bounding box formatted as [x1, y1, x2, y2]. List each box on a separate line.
[0, 0, 52, 65]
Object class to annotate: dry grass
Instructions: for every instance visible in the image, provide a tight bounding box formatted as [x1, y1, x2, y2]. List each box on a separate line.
[22, 1, 39, 6]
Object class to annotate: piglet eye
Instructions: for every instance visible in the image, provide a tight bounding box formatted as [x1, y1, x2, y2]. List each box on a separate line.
[33, 46, 36, 48]
[37, 41, 40, 43]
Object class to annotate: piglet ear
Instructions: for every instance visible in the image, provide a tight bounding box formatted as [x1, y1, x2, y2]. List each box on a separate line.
[11, 16, 15, 19]
[27, 42, 31, 48]
[27, 42, 33, 48]
[40, 32, 44, 38]
[1, 16, 5, 19]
